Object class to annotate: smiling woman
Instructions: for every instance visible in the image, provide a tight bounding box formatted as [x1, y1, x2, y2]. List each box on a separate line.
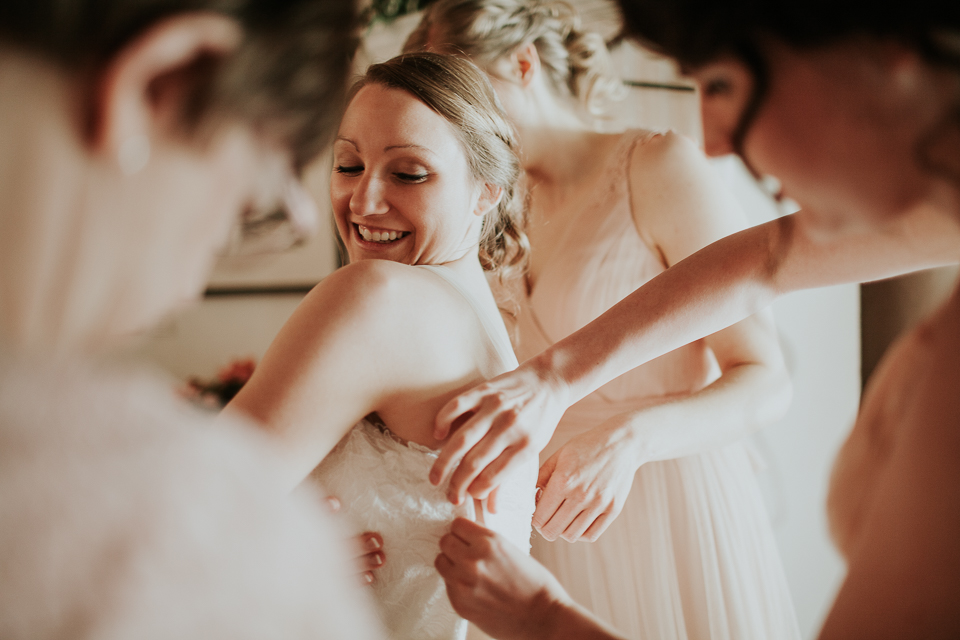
[224, 52, 536, 640]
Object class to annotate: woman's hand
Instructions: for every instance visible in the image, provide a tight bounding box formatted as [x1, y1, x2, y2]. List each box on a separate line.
[533, 416, 641, 542]
[430, 360, 571, 505]
[326, 496, 385, 585]
[435, 518, 572, 640]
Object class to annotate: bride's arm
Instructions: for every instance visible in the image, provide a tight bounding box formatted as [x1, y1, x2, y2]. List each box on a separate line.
[224, 259, 464, 490]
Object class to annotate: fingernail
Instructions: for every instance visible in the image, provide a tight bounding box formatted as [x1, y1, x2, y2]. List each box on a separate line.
[363, 571, 374, 585]
[372, 551, 384, 567]
[534, 487, 543, 505]
[326, 496, 340, 512]
[364, 535, 382, 551]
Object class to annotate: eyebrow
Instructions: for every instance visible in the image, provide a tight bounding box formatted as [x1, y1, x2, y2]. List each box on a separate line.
[335, 137, 437, 157]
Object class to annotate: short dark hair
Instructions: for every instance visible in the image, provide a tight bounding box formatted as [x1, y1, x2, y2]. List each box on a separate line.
[618, 1, 960, 159]
[0, 0, 360, 169]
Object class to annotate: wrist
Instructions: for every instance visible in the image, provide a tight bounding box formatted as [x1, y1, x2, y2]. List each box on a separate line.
[533, 591, 577, 640]
[525, 347, 577, 407]
[540, 597, 625, 640]
[523, 349, 573, 406]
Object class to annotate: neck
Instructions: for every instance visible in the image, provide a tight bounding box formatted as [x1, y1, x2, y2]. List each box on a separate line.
[0, 51, 112, 354]
[513, 83, 601, 183]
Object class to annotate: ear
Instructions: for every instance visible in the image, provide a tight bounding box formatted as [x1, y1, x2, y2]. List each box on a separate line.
[91, 13, 243, 172]
[513, 42, 540, 88]
[474, 182, 505, 217]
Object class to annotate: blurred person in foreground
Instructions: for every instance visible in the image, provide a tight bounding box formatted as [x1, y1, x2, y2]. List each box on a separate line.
[0, 1, 384, 638]
[430, 2, 960, 638]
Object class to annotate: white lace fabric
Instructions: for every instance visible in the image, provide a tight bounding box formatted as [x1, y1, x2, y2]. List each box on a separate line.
[309, 263, 536, 640]
[312, 419, 535, 640]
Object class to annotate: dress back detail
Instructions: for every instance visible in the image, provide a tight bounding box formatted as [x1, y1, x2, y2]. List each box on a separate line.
[310, 263, 535, 640]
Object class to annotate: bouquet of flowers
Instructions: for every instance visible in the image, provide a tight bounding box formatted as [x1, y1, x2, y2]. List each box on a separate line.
[182, 358, 256, 409]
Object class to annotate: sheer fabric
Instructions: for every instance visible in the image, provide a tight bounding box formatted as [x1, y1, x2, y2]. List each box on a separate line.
[508, 131, 801, 640]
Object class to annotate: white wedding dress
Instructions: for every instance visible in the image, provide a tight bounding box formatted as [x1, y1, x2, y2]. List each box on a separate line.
[310, 264, 537, 640]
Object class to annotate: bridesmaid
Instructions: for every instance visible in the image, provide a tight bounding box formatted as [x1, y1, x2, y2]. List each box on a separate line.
[432, 2, 960, 639]
[406, 2, 799, 638]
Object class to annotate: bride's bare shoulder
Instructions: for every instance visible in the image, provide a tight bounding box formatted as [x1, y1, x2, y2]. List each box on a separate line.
[301, 260, 470, 336]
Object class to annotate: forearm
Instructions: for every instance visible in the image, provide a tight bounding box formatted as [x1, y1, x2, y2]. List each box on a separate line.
[527, 222, 780, 406]
[526, 209, 958, 406]
[539, 600, 628, 640]
[620, 360, 791, 464]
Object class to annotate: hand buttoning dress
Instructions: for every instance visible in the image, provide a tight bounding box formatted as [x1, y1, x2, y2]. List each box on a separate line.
[311, 264, 537, 640]
[505, 131, 801, 640]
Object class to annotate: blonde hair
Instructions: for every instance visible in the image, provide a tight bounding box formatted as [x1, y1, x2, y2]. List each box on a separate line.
[351, 53, 529, 276]
[405, 0, 624, 118]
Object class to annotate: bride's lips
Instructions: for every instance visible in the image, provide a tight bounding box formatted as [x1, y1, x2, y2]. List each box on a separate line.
[351, 223, 411, 248]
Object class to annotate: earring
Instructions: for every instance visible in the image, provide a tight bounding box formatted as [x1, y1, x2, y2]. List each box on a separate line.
[118, 133, 151, 176]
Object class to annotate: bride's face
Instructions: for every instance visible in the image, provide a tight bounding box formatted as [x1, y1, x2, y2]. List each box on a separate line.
[331, 84, 486, 266]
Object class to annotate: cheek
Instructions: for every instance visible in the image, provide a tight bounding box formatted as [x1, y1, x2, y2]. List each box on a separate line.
[329, 178, 352, 230]
[700, 95, 738, 156]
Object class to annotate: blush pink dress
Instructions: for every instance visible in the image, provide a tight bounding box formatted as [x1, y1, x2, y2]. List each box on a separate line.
[506, 131, 801, 640]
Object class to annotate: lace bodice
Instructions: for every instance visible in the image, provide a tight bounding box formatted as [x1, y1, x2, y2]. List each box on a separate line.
[309, 264, 537, 640]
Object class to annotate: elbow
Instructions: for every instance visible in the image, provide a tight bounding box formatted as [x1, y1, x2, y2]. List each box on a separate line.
[741, 359, 793, 435]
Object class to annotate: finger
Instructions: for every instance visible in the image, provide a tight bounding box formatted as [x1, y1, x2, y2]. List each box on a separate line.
[447, 432, 512, 505]
[350, 532, 382, 560]
[537, 453, 558, 489]
[435, 552, 474, 587]
[450, 516, 490, 543]
[363, 550, 385, 570]
[356, 532, 382, 557]
[538, 499, 583, 542]
[487, 485, 500, 514]
[531, 480, 567, 531]
[435, 385, 491, 440]
[439, 531, 470, 561]
[582, 510, 616, 542]
[466, 445, 528, 500]
[560, 507, 602, 543]
[435, 552, 455, 579]
[430, 413, 495, 487]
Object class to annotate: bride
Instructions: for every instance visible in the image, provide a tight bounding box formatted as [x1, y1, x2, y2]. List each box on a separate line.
[225, 52, 537, 640]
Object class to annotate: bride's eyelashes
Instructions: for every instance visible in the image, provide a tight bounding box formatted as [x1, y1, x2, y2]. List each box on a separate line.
[395, 172, 429, 183]
[334, 166, 429, 184]
[335, 164, 363, 176]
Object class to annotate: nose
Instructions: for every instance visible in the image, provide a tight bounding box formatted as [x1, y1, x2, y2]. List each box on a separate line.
[350, 172, 390, 217]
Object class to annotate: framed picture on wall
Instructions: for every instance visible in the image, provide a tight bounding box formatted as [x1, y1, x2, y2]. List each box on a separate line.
[205, 151, 341, 295]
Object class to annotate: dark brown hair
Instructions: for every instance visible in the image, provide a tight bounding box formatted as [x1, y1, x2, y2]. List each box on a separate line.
[0, 0, 359, 169]
[618, 1, 960, 167]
